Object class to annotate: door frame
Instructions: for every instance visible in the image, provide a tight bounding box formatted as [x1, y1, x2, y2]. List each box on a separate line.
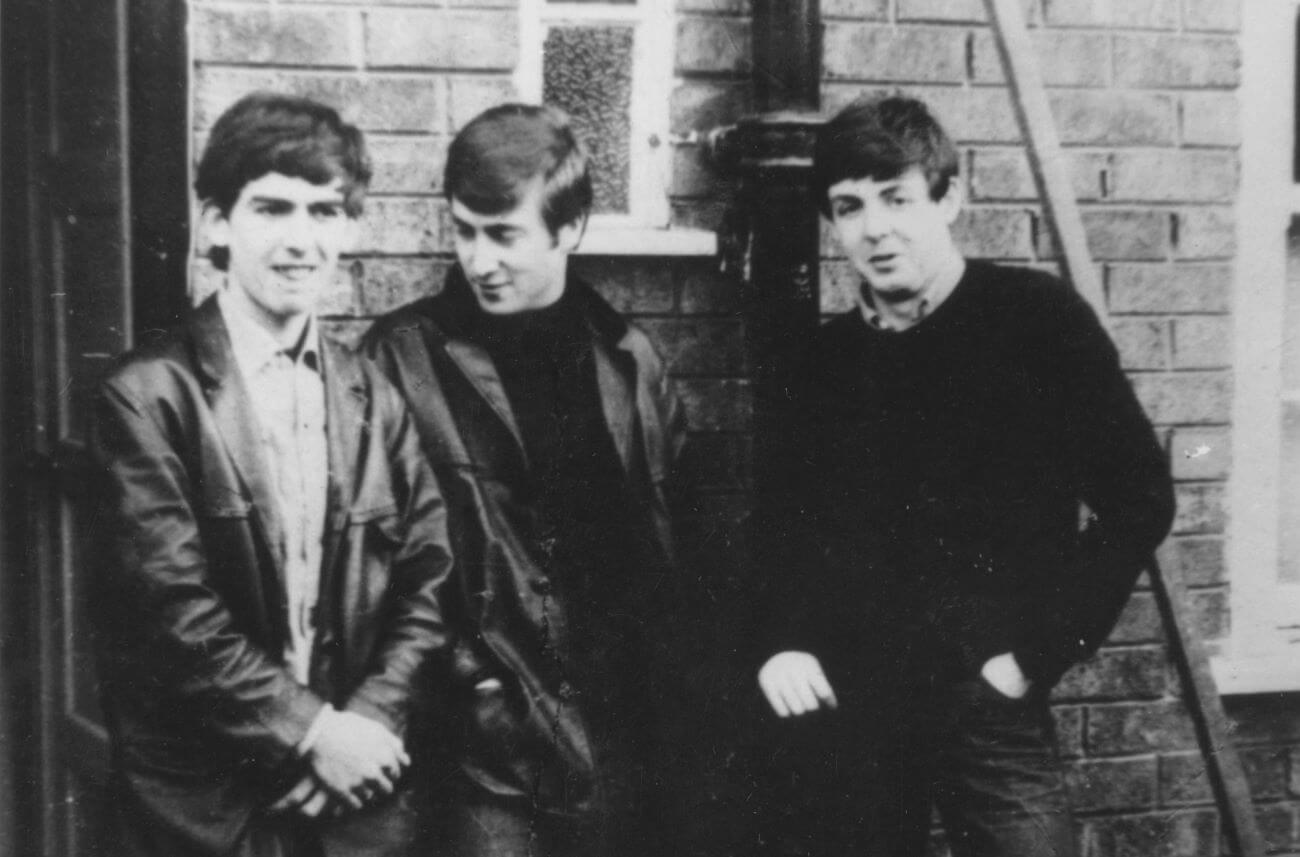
[0, 0, 189, 851]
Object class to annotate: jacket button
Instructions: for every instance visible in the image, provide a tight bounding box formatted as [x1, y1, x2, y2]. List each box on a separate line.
[558, 681, 574, 700]
[538, 537, 558, 557]
[530, 577, 553, 596]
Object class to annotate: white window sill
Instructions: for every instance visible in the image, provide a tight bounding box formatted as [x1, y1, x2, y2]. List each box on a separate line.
[1210, 653, 1300, 695]
[575, 228, 717, 257]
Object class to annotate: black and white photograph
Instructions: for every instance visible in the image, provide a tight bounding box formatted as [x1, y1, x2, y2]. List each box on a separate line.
[0, 1, 1290, 855]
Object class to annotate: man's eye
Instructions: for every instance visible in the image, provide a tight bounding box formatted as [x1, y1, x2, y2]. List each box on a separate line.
[832, 202, 860, 218]
[313, 205, 343, 220]
[887, 195, 911, 208]
[254, 203, 290, 216]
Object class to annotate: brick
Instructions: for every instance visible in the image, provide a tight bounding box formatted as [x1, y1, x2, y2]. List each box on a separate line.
[1115, 34, 1240, 89]
[1171, 482, 1226, 535]
[954, 208, 1035, 259]
[1087, 701, 1198, 755]
[679, 263, 743, 314]
[367, 136, 446, 195]
[1081, 810, 1219, 857]
[1054, 705, 1085, 758]
[1184, 0, 1241, 32]
[1042, 0, 1179, 29]
[1130, 371, 1231, 424]
[824, 86, 1022, 145]
[1106, 264, 1231, 314]
[357, 197, 442, 254]
[1109, 151, 1238, 204]
[678, 433, 752, 491]
[1169, 427, 1230, 480]
[820, 0, 889, 18]
[898, 0, 983, 22]
[676, 379, 752, 431]
[968, 149, 1106, 202]
[1050, 91, 1175, 146]
[1181, 93, 1240, 146]
[366, 9, 517, 71]
[1066, 757, 1159, 812]
[1174, 208, 1235, 260]
[1187, 587, 1228, 640]
[1159, 752, 1213, 806]
[671, 80, 754, 134]
[1225, 695, 1300, 746]
[677, 0, 752, 13]
[1053, 647, 1168, 701]
[640, 318, 746, 375]
[1157, 537, 1226, 587]
[568, 258, 675, 313]
[445, 0, 519, 6]
[356, 258, 450, 316]
[676, 16, 751, 74]
[1042, 210, 1169, 262]
[1171, 316, 1229, 370]
[821, 259, 862, 314]
[823, 25, 968, 83]
[447, 77, 517, 131]
[192, 6, 355, 66]
[1111, 319, 1169, 370]
[194, 68, 447, 133]
[1109, 592, 1162, 644]
[972, 30, 1110, 87]
[1257, 804, 1300, 854]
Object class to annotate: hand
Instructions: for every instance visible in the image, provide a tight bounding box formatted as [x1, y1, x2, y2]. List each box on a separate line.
[307, 709, 411, 810]
[758, 651, 838, 718]
[980, 652, 1031, 700]
[269, 774, 334, 819]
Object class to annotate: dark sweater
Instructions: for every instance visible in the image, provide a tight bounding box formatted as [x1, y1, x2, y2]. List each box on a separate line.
[758, 260, 1174, 688]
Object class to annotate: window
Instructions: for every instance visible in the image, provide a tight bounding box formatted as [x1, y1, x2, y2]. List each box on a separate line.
[515, 0, 715, 254]
[1215, 0, 1300, 693]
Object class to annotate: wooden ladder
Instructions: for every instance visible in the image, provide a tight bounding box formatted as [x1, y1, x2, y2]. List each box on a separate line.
[983, 1, 1265, 854]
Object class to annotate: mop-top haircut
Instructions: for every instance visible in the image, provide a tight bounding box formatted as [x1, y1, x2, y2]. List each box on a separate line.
[813, 94, 960, 216]
[444, 103, 593, 237]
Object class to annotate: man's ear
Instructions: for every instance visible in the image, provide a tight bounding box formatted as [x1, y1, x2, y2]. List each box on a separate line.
[939, 179, 963, 226]
[555, 213, 587, 254]
[199, 201, 231, 251]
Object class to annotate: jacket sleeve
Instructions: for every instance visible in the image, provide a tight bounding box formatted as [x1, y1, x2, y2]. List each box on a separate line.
[91, 378, 325, 768]
[341, 379, 457, 738]
[1012, 286, 1176, 685]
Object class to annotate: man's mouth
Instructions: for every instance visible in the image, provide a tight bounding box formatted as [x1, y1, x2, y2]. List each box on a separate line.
[273, 265, 318, 281]
[868, 252, 898, 266]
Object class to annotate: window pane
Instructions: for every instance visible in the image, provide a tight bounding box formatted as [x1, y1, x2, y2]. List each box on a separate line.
[543, 25, 634, 215]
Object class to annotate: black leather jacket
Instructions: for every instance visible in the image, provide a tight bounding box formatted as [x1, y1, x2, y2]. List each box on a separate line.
[90, 297, 455, 854]
[365, 268, 686, 814]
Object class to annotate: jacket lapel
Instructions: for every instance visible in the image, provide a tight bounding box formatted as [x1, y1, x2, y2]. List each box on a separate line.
[320, 336, 367, 585]
[192, 298, 286, 584]
[593, 335, 636, 472]
[443, 338, 528, 464]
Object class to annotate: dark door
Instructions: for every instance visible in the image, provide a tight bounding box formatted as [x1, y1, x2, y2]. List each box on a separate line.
[2, 0, 187, 852]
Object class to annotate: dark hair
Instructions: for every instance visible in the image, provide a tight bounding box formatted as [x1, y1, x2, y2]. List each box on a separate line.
[813, 95, 959, 216]
[196, 91, 370, 215]
[444, 103, 592, 236]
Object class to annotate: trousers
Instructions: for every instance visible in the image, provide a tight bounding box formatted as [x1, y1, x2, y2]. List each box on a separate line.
[758, 676, 1077, 857]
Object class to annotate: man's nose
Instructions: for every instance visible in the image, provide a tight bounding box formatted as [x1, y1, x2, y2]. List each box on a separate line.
[860, 203, 890, 241]
[465, 235, 500, 276]
[281, 210, 314, 252]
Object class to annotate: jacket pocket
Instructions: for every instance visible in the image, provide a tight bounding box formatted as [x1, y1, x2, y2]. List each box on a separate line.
[459, 679, 549, 798]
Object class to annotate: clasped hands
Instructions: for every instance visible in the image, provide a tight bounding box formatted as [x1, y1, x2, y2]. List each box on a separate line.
[758, 650, 1030, 718]
[269, 707, 410, 820]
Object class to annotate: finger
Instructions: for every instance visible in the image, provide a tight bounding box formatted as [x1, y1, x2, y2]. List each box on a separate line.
[790, 673, 821, 714]
[779, 680, 807, 717]
[269, 777, 315, 813]
[809, 669, 839, 710]
[329, 785, 364, 811]
[761, 681, 790, 717]
[298, 788, 330, 819]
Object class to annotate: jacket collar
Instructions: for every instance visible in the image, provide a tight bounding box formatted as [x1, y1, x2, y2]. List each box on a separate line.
[425, 265, 640, 470]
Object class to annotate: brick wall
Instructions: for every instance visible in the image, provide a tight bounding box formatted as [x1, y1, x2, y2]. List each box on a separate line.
[188, 1, 1300, 854]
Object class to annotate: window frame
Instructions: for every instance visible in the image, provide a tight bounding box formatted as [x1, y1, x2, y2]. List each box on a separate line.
[1213, 0, 1300, 693]
[514, 0, 715, 255]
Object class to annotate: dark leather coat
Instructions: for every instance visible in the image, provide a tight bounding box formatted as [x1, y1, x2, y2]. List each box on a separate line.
[364, 269, 686, 814]
[90, 297, 455, 855]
